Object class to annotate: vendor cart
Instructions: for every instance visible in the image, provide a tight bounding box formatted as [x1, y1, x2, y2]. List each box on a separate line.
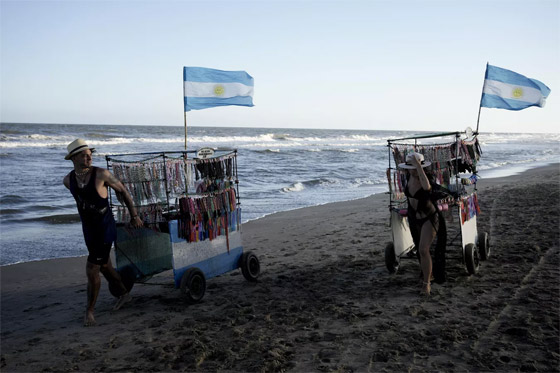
[384, 130, 490, 279]
[105, 149, 260, 303]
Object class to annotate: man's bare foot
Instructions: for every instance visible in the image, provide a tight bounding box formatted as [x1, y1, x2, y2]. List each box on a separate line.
[84, 310, 96, 326]
[421, 281, 431, 296]
[113, 292, 132, 311]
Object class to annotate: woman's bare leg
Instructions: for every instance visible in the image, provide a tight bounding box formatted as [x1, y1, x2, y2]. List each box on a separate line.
[418, 221, 437, 295]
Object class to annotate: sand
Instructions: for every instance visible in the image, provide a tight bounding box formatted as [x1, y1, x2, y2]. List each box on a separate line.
[1, 164, 559, 372]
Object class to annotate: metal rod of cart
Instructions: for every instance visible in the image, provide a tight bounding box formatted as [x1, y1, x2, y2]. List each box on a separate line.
[105, 149, 260, 303]
[384, 129, 490, 279]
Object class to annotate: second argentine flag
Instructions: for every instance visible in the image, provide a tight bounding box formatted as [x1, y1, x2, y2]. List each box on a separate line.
[481, 64, 551, 111]
[184, 67, 254, 111]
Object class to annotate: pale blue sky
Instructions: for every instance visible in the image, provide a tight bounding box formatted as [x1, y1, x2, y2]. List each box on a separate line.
[1, 0, 558, 132]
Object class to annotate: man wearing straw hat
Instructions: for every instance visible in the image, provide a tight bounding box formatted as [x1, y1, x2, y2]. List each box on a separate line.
[63, 139, 143, 326]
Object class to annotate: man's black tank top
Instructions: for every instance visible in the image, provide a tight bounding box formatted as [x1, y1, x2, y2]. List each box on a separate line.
[69, 167, 116, 246]
[70, 167, 110, 217]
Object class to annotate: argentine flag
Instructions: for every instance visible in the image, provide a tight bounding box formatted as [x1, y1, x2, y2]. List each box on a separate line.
[183, 67, 254, 111]
[481, 64, 551, 111]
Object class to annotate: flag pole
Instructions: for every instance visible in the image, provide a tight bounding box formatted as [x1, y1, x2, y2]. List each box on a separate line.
[184, 111, 187, 150]
[183, 67, 188, 150]
[475, 63, 488, 134]
[475, 105, 482, 135]
[182, 68, 188, 194]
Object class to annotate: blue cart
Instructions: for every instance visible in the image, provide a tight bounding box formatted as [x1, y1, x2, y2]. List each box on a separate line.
[105, 149, 260, 303]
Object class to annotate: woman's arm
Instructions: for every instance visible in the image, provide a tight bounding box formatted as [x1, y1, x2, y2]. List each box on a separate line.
[410, 155, 432, 191]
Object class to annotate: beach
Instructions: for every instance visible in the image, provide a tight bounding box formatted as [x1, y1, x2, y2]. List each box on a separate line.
[1, 163, 559, 372]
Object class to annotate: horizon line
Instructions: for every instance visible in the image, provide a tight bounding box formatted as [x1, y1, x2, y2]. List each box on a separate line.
[0, 121, 557, 135]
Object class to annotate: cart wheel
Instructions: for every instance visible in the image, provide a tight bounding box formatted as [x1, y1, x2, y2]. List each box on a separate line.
[384, 243, 399, 274]
[239, 251, 260, 282]
[464, 244, 480, 275]
[478, 232, 490, 261]
[180, 268, 206, 304]
[109, 265, 136, 297]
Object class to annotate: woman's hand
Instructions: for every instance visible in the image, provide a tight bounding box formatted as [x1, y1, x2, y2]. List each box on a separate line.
[410, 153, 423, 168]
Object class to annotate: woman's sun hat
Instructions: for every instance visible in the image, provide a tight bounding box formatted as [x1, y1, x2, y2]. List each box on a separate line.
[398, 152, 432, 169]
[65, 139, 95, 160]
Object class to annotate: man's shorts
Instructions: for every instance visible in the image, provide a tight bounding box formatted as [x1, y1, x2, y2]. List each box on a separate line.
[86, 242, 112, 265]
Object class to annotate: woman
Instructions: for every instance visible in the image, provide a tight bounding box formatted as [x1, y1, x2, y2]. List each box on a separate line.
[399, 152, 439, 296]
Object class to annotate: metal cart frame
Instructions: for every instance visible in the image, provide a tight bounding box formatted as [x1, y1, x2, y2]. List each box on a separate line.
[384, 130, 490, 277]
[105, 149, 260, 303]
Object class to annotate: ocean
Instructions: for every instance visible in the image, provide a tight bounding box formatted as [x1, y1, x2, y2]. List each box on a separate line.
[1, 122, 558, 266]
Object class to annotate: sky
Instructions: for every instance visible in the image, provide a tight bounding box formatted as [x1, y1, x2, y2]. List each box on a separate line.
[0, 0, 558, 133]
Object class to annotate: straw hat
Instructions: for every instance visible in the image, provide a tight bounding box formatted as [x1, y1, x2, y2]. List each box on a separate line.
[65, 139, 95, 160]
[398, 152, 431, 169]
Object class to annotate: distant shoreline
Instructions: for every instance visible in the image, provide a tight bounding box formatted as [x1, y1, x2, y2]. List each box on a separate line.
[2, 162, 558, 268]
[2, 123, 558, 266]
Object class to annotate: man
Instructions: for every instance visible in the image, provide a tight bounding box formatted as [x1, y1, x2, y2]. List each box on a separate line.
[63, 139, 143, 326]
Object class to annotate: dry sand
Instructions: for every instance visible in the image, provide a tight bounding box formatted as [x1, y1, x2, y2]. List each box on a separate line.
[1, 164, 559, 372]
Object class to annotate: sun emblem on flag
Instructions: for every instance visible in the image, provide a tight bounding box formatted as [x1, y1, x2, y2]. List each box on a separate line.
[512, 87, 524, 99]
[213, 84, 225, 96]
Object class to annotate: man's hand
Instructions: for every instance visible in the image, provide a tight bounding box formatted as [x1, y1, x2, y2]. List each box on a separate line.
[130, 215, 144, 228]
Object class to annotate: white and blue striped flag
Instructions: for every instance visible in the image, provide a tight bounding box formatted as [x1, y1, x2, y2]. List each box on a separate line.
[183, 67, 254, 111]
[481, 64, 551, 110]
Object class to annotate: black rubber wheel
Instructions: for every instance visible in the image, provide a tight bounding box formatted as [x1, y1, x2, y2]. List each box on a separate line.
[384, 243, 399, 274]
[478, 232, 490, 261]
[239, 251, 260, 282]
[180, 268, 206, 304]
[464, 243, 480, 275]
[109, 265, 136, 297]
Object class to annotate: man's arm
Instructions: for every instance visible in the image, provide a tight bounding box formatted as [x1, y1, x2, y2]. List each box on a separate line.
[99, 169, 143, 228]
[63, 173, 71, 190]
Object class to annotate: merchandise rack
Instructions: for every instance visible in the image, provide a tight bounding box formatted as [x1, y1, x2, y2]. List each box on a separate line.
[385, 130, 490, 279]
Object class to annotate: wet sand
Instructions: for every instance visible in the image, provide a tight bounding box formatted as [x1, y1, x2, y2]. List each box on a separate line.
[1, 164, 559, 372]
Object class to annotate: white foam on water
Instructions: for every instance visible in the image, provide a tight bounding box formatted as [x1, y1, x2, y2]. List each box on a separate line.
[282, 182, 305, 193]
[2, 123, 559, 265]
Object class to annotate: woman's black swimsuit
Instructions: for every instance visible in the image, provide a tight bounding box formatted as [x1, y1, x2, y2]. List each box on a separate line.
[405, 184, 439, 233]
[405, 179, 447, 284]
[69, 167, 116, 265]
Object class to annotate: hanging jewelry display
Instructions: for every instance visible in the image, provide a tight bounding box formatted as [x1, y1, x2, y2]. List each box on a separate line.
[177, 188, 239, 242]
[389, 137, 481, 209]
[108, 151, 239, 241]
